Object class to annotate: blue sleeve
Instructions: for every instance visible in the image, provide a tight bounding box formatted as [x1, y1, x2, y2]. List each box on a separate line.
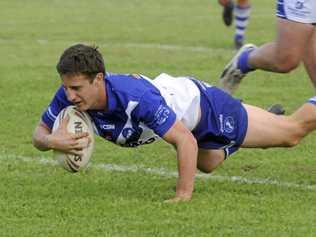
[41, 87, 72, 129]
[134, 90, 176, 137]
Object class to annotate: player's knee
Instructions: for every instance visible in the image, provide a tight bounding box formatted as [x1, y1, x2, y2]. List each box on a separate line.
[237, 0, 249, 6]
[283, 129, 305, 147]
[197, 158, 223, 173]
[197, 165, 215, 174]
[197, 150, 224, 173]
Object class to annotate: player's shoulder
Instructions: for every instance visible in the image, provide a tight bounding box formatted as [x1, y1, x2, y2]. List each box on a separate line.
[54, 85, 71, 103]
[106, 72, 149, 84]
[106, 72, 157, 98]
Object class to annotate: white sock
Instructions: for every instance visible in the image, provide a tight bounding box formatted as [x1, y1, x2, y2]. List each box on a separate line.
[234, 5, 251, 43]
[308, 96, 316, 105]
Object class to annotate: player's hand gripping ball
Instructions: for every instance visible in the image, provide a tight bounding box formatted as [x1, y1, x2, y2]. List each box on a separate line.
[52, 106, 95, 172]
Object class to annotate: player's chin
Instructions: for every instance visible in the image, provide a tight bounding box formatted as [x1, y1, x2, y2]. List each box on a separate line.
[74, 103, 88, 111]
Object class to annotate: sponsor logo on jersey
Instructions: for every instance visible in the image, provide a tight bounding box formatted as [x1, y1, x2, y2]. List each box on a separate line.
[154, 105, 170, 125]
[101, 124, 115, 130]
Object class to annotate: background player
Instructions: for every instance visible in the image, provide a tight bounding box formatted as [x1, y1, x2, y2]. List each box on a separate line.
[220, 0, 316, 94]
[218, 0, 252, 49]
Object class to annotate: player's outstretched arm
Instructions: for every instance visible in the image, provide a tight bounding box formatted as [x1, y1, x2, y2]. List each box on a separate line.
[32, 117, 89, 155]
[162, 119, 198, 203]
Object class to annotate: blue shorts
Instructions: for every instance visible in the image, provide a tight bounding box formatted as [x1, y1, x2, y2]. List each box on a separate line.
[191, 81, 248, 158]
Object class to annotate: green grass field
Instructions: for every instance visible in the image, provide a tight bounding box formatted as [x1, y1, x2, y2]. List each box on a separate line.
[0, 0, 315, 236]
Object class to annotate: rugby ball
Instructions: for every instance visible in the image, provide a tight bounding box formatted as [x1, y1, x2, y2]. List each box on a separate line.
[52, 106, 95, 173]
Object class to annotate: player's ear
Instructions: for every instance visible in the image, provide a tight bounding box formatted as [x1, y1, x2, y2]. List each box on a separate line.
[95, 73, 104, 82]
[92, 73, 104, 86]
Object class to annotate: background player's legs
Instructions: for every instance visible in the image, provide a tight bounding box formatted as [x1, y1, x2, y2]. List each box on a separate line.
[197, 149, 225, 173]
[242, 100, 316, 148]
[234, 0, 251, 49]
[218, 0, 232, 7]
[302, 27, 316, 87]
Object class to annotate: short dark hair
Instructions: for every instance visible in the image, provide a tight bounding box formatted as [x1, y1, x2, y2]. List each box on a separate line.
[56, 44, 105, 80]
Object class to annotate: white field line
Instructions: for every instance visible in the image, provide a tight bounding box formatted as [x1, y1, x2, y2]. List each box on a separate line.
[97, 42, 231, 54]
[1, 153, 315, 191]
[0, 38, 232, 55]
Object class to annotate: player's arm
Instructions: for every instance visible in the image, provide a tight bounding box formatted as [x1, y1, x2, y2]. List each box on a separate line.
[135, 89, 198, 202]
[32, 120, 54, 151]
[33, 87, 88, 155]
[162, 119, 198, 203]
[32, 118, 88, 155]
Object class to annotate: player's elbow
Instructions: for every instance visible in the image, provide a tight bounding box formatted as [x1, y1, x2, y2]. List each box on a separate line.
[32, 126, 51, 151]
[187, 133, 198, 150]
[179, 132, 198, 156]
[32, 133, 46, 151]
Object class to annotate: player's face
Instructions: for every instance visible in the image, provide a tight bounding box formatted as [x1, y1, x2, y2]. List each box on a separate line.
[62, 73, 104, 111]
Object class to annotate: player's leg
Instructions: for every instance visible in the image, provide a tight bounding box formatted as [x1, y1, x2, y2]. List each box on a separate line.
[220, 18, 314, 94]
[197, 149, 225, 173]
[236, 0, 248, 6]
[241, 98, 316, 148]
[302, 27, 316, 87]
[248, 19, 314, 73]
[220, 7, 315, 95]
[218, 0, 231, 7]
[234, 0, 251, 49]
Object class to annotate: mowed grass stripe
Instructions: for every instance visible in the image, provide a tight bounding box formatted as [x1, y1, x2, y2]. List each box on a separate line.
[1, 153, 315, 191]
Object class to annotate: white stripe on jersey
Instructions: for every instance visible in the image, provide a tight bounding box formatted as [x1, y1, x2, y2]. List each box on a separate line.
[47, 106, 57, 120]
[116, 101, 139, 145]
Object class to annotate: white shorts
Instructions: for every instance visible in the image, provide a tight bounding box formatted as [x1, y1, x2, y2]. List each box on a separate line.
[277, 0, 316, 24]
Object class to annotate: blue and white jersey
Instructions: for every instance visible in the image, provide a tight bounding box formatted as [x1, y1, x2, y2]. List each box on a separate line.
[42, 73, 201, 148]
